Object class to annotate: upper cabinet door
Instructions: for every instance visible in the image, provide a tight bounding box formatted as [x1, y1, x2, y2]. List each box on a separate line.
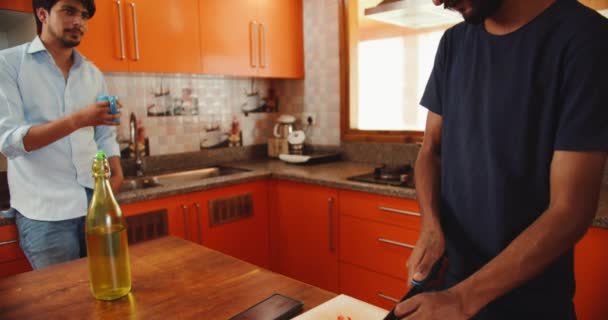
[199, 0, 257, 77]
[0, 0, 32, 12]
[125, 0, 201, 73]
[78, 0, 129, 72]
[257, 0, 304, 79]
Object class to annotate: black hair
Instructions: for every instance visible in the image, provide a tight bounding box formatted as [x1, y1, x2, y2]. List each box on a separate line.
[33, 0, 96, 35]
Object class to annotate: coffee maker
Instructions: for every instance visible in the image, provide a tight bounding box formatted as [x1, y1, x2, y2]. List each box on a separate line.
[268, 114, 296, 157]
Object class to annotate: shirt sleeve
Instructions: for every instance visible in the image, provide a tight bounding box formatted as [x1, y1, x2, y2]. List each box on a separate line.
[0, 54, 32, 159]
[93, 79, 120, 158]
[554, 23, 608, 151]
[420, 29, 449, 116]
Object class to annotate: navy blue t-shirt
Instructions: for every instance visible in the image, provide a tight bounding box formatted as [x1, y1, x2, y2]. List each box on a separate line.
[420, 0, 608, 319]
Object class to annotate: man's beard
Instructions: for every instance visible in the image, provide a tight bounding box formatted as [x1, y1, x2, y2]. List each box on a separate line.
[445, 0, 504, 25]
[50, 27, 82, 48]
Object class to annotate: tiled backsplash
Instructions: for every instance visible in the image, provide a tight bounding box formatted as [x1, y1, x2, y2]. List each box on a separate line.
[341, 142, 421, 166]
[105, 74, 280, 156]
[278, 0, 341, 146]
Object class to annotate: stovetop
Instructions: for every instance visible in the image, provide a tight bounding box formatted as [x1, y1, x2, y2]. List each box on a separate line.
[347, 165, 414, 189]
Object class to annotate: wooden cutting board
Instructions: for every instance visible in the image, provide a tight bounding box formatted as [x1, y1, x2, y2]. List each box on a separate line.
[294, 294, 388, 320]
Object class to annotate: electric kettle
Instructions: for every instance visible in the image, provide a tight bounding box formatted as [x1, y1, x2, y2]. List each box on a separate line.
[273, 114, 296, 139]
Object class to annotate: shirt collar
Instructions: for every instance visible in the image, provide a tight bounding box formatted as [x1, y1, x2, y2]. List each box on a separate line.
[27, 36, 46, 54]
[26, 36, 86, 67]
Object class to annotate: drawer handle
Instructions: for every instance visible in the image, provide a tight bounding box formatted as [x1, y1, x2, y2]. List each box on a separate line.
[378, 238, 415, 249]
[115, 0, 125, 60]
[182, 204, 189, 241]
[130, 2, 140, 61]
[378, 206, 421, 217]
[377, 292, 399, 303]
[250, 21, 259, 68]
[328, 197, 335, 252]
[194, 203, 202, 244]
[259, 23, 266, 68]
[0, 239, 18, 246]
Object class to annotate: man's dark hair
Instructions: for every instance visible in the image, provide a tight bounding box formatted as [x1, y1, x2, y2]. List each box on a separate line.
[33, 0, 96, 35]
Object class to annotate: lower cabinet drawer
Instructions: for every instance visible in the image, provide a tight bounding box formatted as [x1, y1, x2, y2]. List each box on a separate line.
[0, 241, 26, 263]
[339, 262, 407, 311]
[0, 259, 32, 278]
[340, 215, 418, 280]
[339, 190, 421, 229]
[0, 224, 26, 264]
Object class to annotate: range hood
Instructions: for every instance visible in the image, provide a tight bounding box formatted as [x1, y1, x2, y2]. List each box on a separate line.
[364, 0, 462, 29]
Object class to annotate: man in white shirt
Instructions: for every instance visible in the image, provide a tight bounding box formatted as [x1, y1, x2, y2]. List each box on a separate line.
[0, 0, 123, 269]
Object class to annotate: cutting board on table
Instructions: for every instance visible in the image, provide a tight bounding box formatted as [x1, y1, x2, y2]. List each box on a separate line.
[294, 294, 388, 320]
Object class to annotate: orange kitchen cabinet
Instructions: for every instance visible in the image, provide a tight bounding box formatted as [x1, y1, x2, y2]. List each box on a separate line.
[338, 191, 420, 309]
[256, 0, 304, 78]
[340, 215, 418, 281]
[270, 180, 339, 292]
[79, 0, 202, 73]
[574, 226, 608, 320]
[193, 180, 271, 269]
[121, 193, 193, 241]
[199, 0, 257, 77]
[0, 0, 32, 12]
[199, 0, 303, 78]
[340, 262, 407, 311]
[339, 190, 421, 230]
[78, 0, 128, 72]
[0, 224, 32, 278]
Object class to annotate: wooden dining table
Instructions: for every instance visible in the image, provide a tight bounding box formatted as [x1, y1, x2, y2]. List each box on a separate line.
[0, 236, 335, 319]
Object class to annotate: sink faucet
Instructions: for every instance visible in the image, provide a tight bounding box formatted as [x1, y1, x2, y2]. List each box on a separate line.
[129, 112, 144, 177]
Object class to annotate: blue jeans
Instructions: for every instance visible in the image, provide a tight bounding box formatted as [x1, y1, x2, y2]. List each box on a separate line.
[15, 188, 93, 270]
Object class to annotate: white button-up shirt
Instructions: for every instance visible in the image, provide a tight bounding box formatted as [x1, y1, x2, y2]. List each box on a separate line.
[0, 37, 119, 221]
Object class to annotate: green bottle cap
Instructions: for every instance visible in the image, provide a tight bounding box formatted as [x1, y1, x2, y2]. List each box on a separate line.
[95, 150, 107, 160]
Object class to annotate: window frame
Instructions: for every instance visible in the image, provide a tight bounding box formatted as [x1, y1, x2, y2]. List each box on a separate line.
[339, 0, 424, 143]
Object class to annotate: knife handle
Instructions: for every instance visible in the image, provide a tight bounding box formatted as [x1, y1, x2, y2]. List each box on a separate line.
[382, 255, 445, 320]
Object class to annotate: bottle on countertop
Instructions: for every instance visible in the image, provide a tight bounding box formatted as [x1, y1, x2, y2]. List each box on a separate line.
[85, 150, 131, 301]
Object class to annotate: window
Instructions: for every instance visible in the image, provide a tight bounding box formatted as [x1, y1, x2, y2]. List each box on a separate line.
[340, 0, 458, 142]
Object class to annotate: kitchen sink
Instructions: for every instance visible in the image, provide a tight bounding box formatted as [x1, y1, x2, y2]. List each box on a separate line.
[152, 166, 249, 185]
[119, 177, 162, 191]
[119, 166, 249, 192]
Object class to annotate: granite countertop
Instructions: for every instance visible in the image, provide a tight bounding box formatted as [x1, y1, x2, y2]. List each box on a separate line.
[1, 160, 606, 228]
[117, 159, 607, 228]
[114, 160, 417, 204]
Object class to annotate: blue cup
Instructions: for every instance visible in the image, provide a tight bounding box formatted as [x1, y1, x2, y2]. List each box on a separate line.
[97, 95, 120, 123]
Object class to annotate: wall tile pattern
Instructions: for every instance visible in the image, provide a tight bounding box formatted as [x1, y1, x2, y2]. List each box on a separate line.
[279, 0, 342, 146]
[104, 73, 277, 156]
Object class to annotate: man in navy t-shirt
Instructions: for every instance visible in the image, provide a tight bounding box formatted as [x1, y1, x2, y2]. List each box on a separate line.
[395, 0, 608, 319]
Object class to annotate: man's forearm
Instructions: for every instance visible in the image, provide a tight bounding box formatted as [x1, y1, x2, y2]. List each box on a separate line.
[452, 206, 595, 316]
[415, 145, 442, 227]
[451, 151, 606, 316]
[23, 113, 82, 152]
[108, 156, 124, 194]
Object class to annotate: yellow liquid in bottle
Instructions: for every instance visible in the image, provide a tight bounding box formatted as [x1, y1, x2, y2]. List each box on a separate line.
[86, 225, 131, 301]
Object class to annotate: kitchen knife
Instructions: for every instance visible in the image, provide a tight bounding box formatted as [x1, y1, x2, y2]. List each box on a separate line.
[383, 255, 445, 320]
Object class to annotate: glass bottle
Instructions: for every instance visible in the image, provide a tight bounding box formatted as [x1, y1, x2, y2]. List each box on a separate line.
[86, 150, 131, 300]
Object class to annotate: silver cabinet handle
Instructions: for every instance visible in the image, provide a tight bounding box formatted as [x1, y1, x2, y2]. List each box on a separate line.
[378, 206, 421, 217]
[130, 2, 140, 61]
[0, 239, 18, 246]
[116, 0, 125, 60]
[377, 292, 399, 303]
[378, 238, 415, 249]
[259, 23, 266, 68]
[328, 197, 335, 252]
[194, 203, 202, 244]
[250, 21, 258, 67]
[182, 204, 189, 240]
